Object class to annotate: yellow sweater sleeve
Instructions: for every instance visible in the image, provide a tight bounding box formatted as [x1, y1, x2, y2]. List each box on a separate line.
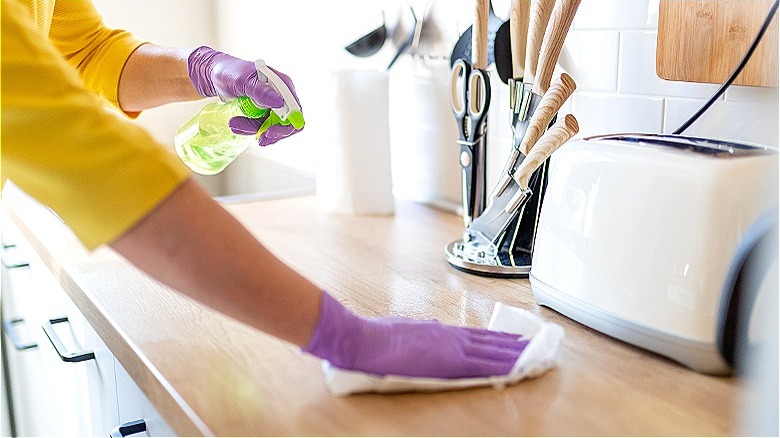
[48, 0, 146, 113]
[1, 0, 190, 250]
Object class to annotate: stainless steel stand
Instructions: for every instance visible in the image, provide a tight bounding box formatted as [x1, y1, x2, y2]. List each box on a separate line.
[445, 160, 549, 277]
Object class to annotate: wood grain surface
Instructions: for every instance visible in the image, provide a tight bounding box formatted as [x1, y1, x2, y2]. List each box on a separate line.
[473, 0, 491, 69]
[534, 0, 582, 94]
[515, 114, 578, 188]
[519, 72, 576, 155]
[657, 0, 778, 87]
[510, 0, 531, 77]
[2, 186, 744, 436]
[525, 0, 555, 83]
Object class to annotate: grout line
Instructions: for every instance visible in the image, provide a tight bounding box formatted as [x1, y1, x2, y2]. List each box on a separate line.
[615, 30, 624, 94]
[660, 97, 667, 133]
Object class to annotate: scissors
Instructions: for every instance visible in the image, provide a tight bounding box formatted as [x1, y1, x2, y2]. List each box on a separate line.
[450, 58, 491, 226]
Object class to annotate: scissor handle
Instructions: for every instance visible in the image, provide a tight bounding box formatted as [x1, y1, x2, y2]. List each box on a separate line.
[450, 59, 470, 116]
[468, 69, 488, 117]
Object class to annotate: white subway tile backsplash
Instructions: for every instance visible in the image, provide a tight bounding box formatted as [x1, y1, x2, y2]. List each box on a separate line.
[664, 97, 779, 147]
[725, 85, 780, 103]
[661, 97, 703, 134]
[574, 0, 656, 30]
[561, 31, 619, 92]
[572, 92, 664, 137]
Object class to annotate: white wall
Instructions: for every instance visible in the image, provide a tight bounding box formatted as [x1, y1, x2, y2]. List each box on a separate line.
[561, 0, 778, 145]
[214, 0, 778, 207]
[90, 0, 778, 206]
[91, 0, 224, 193]
[91, 0, 219, 145]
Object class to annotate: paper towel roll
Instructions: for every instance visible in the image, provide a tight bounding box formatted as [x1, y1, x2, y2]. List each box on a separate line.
[316, 70, 394, 215]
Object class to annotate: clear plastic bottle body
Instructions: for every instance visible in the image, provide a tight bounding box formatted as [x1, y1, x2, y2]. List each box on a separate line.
[174, 98, 263, 175]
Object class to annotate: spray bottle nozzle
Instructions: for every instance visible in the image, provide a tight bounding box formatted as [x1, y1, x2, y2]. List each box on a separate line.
[253, 59, 305, 138]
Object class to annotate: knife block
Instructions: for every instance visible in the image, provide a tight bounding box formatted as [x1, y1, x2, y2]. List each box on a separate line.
[445, 74, 556, 277]
[444, 158, 550, 277]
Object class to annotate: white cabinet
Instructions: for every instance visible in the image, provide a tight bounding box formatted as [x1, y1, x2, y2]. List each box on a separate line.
[1, 224, 88, 436]
[115, 360, 176, 437]
[83, 321, 120, 436]
[1, 218, 175, 437]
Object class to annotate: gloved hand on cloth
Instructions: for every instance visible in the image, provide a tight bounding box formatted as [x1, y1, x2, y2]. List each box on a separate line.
[303, 293, 565, 396]
[305, 293, 528, 378]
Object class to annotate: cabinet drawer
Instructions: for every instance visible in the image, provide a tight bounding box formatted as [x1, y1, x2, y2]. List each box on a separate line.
[115, 360, 176, 437]
[83, 319, 120, 436]
[1, 218, 92, 436]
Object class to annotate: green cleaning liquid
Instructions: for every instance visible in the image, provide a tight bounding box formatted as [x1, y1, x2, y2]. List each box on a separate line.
[174, 97, 268, 175]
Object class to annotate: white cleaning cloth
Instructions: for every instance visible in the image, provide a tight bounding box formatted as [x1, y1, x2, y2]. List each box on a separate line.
[321, 303, 565, 396]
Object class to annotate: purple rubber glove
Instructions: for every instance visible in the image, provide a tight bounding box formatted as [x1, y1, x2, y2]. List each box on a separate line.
[229, 107, 300, 146]
[188, 46, 302, 146]
[304, 293, 529, 379]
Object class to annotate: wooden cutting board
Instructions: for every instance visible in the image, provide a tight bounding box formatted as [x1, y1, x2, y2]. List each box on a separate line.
[656, 0, 778, 87]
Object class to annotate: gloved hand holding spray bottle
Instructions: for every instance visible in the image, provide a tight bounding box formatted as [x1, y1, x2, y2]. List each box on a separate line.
[176, 47, 305, 175]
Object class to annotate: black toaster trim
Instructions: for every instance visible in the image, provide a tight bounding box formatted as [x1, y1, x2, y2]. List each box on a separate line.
[584, 133, 775, 158]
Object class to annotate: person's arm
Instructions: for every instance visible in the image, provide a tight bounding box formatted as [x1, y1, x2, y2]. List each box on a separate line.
[117, 44, 301, 146]
[117, 45, 203, 112]
[109, 178, 322, 346]
[4, 2, 527, 380]
[109, 179, 529, 378]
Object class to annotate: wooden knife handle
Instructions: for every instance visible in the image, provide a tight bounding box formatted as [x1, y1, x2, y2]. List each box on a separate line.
[473, 0, 490, 69]
[510, 0, 530, 78]
[534, 0, 581, 94]
[524, 0, 554, 84]
[515, 114, 579, 189]
[519, 73, 576, 155]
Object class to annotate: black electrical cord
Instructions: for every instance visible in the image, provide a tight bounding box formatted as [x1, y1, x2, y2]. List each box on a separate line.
[673, 0, 779, 135]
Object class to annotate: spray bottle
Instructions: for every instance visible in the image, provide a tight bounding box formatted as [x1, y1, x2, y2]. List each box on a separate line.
[174, 59, 305, 175]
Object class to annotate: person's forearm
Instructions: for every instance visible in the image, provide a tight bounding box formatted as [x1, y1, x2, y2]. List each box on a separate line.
[118, 44, 203, 112]
[109, 178, 322, 347]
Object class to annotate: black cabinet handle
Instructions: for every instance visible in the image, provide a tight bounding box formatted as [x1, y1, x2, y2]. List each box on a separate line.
[42, 316, 95, 362]
[1, 244, 29, 269]
[109, 419, 147, 437]
[3, 318, 38, 350]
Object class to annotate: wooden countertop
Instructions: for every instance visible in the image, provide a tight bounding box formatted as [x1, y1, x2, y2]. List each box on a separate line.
[2, 186, 743, 436]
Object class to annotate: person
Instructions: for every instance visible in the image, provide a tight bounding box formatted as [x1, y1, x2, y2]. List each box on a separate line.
[1, 0, 528, 380]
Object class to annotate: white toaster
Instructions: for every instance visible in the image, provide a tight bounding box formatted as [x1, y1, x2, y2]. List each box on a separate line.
[530, 133, 778, 374]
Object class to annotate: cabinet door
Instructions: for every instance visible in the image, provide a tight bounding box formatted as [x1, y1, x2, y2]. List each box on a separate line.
[82, 314, 120, 436]
[115, 359, 177, 437]
[1, 220, 92, 436]
[1, 231, 55, 437]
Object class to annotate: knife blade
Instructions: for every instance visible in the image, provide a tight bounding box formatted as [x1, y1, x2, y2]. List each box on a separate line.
[464, 114, 578, 250]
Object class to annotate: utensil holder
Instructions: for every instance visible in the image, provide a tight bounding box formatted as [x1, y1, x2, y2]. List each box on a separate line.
[445, 79, 552, 277]
[445, 160, 549, 277]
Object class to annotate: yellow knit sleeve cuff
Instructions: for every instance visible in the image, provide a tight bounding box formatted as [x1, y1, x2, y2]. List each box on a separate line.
[94, 36, 147, 117]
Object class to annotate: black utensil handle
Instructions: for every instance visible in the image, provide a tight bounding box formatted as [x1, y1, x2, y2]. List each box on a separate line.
[3, 318, 38, 350]
[109, 419, 147, 437]
[42, 316, 95, 363]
